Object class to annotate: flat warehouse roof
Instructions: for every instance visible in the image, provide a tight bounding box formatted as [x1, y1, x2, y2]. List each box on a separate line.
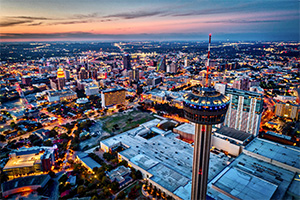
[244, 138, 300, 169]
[208, 153, 296, 200]
[213, 167, 278, 200]
[101, 119, 231, 200]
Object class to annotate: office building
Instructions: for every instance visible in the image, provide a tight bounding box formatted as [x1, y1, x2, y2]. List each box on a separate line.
[47, 89, 77, 102]
[3, 147, 56, 178]
[128, 68, 139, 82]
[275, 101, 300, 120]
[232, 76, 250, 91]
[224, 88, 263, 136]
[147, 76, 163, 86]
[57, 67, 65, 90]
[101, 87, 126, 108]
[167, 62, 178, 73]
[157, 55, 166, 72]
[50, 79, 59, 90]
[183, 87, 230, 200]
[184, 57, 189, 67]
[123, 54, 131, 70]
[78, 67, 89, 80]
[84, 83, 99, 96]
[21, 76, 32, 86]
[89, 68, 98, 80]
[64, 69, 70, 80]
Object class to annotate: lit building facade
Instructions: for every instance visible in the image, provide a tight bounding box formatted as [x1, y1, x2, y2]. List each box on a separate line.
[3, 147, 56, 178]
[84, 84, 99, 96]
[224, 88, 263, 136]
[57, 67, 65, 90]
[232, 76, 250, 91]
[275, 101, 299, 120]
[78, 67, 89, 80]
[47, 89, 77, 102]
[101, 88, 126, 108]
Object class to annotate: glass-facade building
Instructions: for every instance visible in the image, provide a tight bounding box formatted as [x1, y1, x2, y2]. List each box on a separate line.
[224, 88, 263, 136]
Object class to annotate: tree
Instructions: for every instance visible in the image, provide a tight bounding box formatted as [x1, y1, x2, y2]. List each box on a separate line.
[0, 172, 8, 184]
[135, 170, 143, 179]
[48, 171, 56, 178]
[77, 185, 86, 195]
[59, 174, 68, 183]
[116, 191, 126, 199]
[110, 181, 120, 193]
[43, 140, 53, 146]
[10, 121, 16, 129]
[91, 195, 98, 200]
[0, 134, 6, 142]
[118, 160, 128, 167]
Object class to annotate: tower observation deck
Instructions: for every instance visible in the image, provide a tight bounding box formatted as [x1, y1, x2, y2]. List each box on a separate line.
[183, 34, 230, 200]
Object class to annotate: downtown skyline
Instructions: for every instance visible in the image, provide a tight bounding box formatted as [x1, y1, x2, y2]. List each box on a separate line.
[0, 0, 299, 42]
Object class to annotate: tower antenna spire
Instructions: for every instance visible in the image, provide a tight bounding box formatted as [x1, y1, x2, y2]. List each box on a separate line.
[205, 33, 211, 87]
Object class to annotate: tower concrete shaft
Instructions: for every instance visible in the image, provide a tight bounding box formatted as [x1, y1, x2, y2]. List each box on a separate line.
[191, 124, 212, 200]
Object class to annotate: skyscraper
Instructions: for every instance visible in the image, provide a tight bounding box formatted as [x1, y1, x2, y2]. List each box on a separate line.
[57, 67, 65, 90]
[224, 88, 263, 136]
[123, 54, 131, 70]
[78, 67, 89, 80]
[183, 34, 230, 200]
[157, 55, 166, 72]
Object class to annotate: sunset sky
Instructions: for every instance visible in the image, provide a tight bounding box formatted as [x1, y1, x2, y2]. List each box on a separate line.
[0, 0, 299, 42]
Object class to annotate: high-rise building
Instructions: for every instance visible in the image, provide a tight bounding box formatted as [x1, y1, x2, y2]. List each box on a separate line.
[184, 57, 189, 67]
[123, 54, 131, 70]
[64, 70, 70, 80]
[78, 67, 89, 80]
[101, 88, 126, 108]
[157, 55, 166, 72]
[128, 68, 139, 82]
[275, 101, 300, 120]
[183, 87, 230, 200]
[167, 62, 178, 73]
[57, 67, 65, 90]
[224, 88, 264, 136]
[89, 69, 98, 80]
[232, 76, 250, 91]
[21, 76, 32, 86]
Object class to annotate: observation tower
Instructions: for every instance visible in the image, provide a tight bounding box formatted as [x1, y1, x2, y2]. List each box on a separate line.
[183, 34, 230, 200]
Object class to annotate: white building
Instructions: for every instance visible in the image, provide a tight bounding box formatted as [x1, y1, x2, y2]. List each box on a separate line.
[214, 83, 227, 94]
[84, 84, 99, 96]
[47, 89, 77, 102]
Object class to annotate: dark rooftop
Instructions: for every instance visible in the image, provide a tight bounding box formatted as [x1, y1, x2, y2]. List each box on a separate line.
[1, 174, 50, 192]
[215, 126, 252, 142]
